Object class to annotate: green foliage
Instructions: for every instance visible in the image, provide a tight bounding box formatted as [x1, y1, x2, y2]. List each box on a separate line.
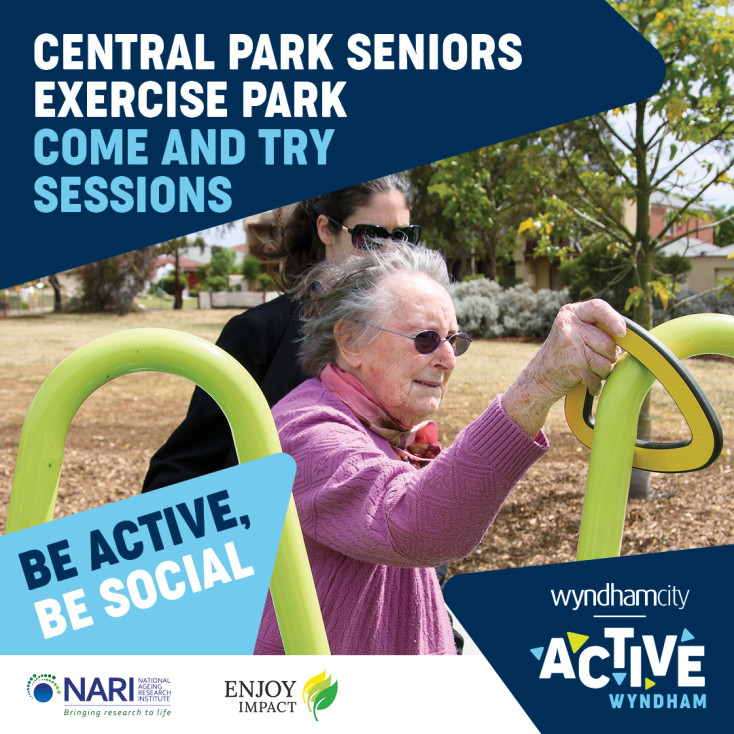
[426, 139, 554, 279]
[196, 263, 210, 282]
[195, 246, 238, 292]
[559, 236, 691, 316]
[157, 274, 180, 296]
[536, 0, 734, 329]
[404, 163, 473, 281]
[256, 272, 272, 291]
[209, 246, 236, 279]
[407, 119, 623, 282]
[205, 275, 228, 292]
[155, 235, 206, 310]
[242, 254, 263, 284]
[69, 249, 157, 315]
[712, 205, 734, 246]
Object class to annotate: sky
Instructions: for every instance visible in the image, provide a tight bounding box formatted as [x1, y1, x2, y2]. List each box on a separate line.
[199, 222, 247, 248]
[196, 172, 733, 253]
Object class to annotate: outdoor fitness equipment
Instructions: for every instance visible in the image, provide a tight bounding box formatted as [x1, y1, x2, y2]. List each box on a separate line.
[565, 313, 734, 561]
[5, 328, 330, 655]
[7, 315, 732, 653]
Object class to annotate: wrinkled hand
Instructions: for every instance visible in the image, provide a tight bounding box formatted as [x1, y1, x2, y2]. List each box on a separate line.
[502, 300, 626, 437]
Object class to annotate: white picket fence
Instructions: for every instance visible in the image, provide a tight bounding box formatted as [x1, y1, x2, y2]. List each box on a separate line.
[197, 291, 279, 309]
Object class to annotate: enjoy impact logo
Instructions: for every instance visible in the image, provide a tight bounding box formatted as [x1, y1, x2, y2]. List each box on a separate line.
[302, 671, 338, 721]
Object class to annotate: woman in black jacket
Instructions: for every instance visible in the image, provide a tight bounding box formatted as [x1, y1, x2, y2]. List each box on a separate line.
[142, 175, 419, 491]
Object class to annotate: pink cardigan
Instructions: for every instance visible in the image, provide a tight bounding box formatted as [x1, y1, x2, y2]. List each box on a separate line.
[255, 378, 548, 655]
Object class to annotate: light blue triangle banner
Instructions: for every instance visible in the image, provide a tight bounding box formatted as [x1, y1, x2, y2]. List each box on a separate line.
[0, 454, 295, 654]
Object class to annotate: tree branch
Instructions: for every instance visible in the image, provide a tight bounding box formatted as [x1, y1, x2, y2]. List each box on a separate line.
[596, 114, 636, 153]
[665, 283, 730, 316]
[588, 117, 637, 188]
[654, 159, 734, 243]
[651, 119, 734, 188]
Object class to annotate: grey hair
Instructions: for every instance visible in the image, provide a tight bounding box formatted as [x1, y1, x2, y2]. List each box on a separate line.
[294, 242, 451, 377]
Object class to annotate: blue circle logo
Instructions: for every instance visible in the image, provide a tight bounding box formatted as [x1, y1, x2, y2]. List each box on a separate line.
[27, 674, 60, 703]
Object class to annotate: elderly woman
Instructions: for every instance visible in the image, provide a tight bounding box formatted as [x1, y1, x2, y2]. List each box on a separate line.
[255, 244, 625, 655]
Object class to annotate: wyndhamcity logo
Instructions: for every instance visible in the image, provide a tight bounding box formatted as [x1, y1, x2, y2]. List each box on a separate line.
[550, 583, 690, 611]
[225, 670, 338, 720]
[530, 585, 706, 711]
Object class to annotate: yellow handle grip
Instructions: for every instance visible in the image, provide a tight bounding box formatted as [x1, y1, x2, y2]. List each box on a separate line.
[565, 316, 722, 473]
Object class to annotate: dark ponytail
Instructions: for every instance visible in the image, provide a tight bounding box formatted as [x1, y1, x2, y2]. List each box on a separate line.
[262, 174, 412, 290]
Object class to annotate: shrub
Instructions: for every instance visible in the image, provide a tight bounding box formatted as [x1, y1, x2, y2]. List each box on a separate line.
[158, 274, 182, 296]
[655, 288, 734, 324]
[205, 275, 228, 292]
[67, 250, 156, 315]
[560, 235, 692, 315]
[461, 273, 486, 282]
[256, 273, 273, 291]
[242, 255, 263, 288]
[450, 280, 571, 338]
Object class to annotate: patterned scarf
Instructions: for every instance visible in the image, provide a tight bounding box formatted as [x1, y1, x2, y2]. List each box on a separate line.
[320, 364, 442, 466]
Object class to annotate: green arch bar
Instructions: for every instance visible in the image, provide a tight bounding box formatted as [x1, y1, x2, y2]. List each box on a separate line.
[577, 313, 734, 561]
[6, 328, 330, 655]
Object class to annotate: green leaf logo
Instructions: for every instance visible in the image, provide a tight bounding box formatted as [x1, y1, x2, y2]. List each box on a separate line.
[303, 670, 339, 721]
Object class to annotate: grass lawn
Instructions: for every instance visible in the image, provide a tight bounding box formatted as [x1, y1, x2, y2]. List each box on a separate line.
[136, 294, 200, 310]
[1, 309, 732, 570]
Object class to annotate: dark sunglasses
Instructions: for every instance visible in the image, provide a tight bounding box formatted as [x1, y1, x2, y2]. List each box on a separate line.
[365, 324, 472, 356]
[325, 215, 421, 251]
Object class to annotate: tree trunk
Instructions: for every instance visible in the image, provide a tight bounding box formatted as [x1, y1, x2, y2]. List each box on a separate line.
[48, 274, 63, 313]
[630, 109, 654, 499]
[451, 255, 467, 282]
[173, 251, 183, 310]
[481, 229, 496, 280]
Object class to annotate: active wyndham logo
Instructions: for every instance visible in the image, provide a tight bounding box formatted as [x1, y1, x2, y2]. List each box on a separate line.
[27, 673, 60, 702]
[225, 670, 338, 720]
[530, 583, 706, 710]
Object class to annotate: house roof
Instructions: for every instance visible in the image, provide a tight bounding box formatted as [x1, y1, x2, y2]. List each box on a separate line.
[650, 191, 714, 213]
[660, 238, 734, 258]
[155, 255, 205, 270]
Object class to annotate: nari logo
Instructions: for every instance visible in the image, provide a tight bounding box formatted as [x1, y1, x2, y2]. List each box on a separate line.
[302, 671, 338, 721]
[27, 673, 60, 703]
[530, 627, 706, 710]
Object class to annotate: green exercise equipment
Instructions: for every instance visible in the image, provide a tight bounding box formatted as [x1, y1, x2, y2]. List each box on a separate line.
[6, 328, 330, 655]
[566, 314, 734, 561]
[8, 314, 733, 649]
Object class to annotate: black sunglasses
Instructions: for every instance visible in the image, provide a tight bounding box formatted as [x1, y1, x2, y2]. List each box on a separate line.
[325, 215, 421, 251]
[365, 324, 472, 356]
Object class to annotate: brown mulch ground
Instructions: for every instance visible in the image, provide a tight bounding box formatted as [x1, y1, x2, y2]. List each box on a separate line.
[1, 312, 732, 575]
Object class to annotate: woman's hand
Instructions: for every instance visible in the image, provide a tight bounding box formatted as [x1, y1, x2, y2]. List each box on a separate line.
[502, 300, 626, 437]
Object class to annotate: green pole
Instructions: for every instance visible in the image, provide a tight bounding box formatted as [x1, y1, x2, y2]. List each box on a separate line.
[6, 328, 330, 655]
[577, 313, 734, 561]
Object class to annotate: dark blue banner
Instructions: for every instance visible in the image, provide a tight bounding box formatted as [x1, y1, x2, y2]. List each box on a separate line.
[3, 0, 664, 288]
[444, 547, 732, 733]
